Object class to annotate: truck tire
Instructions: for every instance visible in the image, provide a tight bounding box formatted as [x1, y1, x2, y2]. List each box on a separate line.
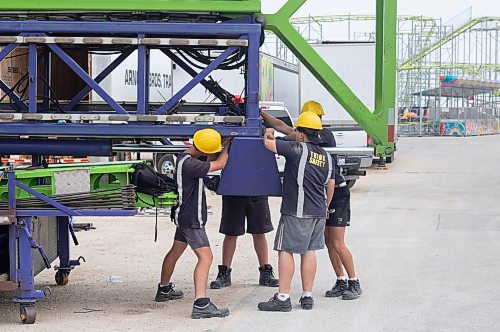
[386, 155, 394, 164]
[156, 154, 175, 178]
[346, 180, 356, 189]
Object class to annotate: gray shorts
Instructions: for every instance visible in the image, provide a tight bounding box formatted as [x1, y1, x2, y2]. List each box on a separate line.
[174, 227, 210, 250]
[274, 215, 326, 254]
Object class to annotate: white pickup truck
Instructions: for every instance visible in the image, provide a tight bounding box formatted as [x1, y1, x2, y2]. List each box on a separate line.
[262, 102, 373, 188]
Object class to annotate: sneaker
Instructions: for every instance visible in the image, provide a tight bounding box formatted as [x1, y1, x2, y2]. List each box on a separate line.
[342, 279, 362, 300]
[155, 283, 184, 302]
[299, 296, 314, 310]
[191, 301, 230, 319]
[325, 279, 348, 297]
[258, 294, 292, 312]
[259, 264, 279, 287]
[210, 265, 232, 289]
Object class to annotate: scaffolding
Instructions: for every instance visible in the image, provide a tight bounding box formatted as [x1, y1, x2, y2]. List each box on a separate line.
[264, 10, 500, 136]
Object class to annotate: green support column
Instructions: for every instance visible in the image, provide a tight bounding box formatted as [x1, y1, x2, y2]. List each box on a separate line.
[265, 0, 397, 158]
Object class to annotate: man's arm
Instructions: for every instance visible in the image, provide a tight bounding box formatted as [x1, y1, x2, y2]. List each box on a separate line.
[263, 128, 277, 153]
[261, 111, 294, 135]
[209, 138, 231, 172]
[326, 179, 335, 207]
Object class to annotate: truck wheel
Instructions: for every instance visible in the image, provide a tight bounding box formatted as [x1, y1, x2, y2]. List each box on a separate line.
[346, 180, 356, 189]
[157, 154, 175, 178]
[386, 155, 394, 163]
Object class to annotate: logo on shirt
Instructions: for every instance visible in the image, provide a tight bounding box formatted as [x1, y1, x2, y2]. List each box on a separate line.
[308, 151, 326, 168]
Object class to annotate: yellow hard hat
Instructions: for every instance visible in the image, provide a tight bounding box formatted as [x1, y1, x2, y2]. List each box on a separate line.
[193, 129, 222, 154]
[295, 111, 323, 130]
[301, 100, 324, 116]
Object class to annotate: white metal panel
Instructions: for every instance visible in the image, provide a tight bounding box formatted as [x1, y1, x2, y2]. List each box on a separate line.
[273, 67, 300, 117]
[91, 50, 173, 102]
[299, 42, 375, 121]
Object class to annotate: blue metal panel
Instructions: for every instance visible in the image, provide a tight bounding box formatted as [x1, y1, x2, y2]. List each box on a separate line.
[217, 137, 282, 196]
[0, 123, 260, 138]
[0, 139, 112, 156]
[0, 20, 261, 36]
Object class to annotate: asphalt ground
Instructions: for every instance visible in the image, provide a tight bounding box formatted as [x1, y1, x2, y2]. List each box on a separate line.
[1, 135, 499, 331]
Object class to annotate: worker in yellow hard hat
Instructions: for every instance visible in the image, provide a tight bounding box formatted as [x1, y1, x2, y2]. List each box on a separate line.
[261, 101, 362, 302]
[259, 110, 335, 311]
[156, 128, 232, 319]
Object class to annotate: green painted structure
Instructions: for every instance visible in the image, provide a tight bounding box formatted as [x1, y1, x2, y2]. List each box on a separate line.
[0, 0, 397, 158]
[0, 162, 177, 209]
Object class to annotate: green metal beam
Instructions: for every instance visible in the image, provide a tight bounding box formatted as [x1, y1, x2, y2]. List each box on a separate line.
[0, 0, 261, 13]
[265, 0, 397, 156]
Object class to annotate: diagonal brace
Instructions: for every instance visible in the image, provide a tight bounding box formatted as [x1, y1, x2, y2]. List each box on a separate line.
[156, 46, 238, 115]
[47, 43, 127, 114]
[64, 48, 134, 111]
[15, 181, 80, 216]
[161, 48, 227, 104]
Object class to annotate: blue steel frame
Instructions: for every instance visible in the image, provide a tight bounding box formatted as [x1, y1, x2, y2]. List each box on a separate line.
[4, 171, 136, 309]
[0, 20, 263, 139]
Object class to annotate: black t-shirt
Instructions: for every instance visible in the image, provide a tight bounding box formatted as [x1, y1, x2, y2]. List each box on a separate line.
[276, 140, 334, 218]
[175, 153, 210, 229]
[319, 128, 346, 185]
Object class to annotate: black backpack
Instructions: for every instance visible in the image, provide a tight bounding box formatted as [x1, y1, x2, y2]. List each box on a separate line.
[131, 163, 178, 197]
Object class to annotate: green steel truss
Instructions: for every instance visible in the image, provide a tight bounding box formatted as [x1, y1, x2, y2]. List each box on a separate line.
[265, 0, 397, 157]
[0, 0, 261, 14]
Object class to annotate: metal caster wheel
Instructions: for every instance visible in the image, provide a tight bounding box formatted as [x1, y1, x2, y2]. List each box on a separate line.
[20, 305, 37, 324]
[55, 270, 69, 285]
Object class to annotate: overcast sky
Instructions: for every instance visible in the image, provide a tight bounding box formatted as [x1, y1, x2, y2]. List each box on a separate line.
[262, 0, 499, 21]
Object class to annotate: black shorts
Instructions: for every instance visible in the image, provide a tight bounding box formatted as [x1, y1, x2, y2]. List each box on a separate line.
[220, 196, 273, 236]
[326, 186, 351, 227]
[174, 227, 210, 249]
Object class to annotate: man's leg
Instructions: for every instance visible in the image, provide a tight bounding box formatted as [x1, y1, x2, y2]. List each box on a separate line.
[300, 250, 317, 293]
[192, 246, 213, 299]
[222, 235, 238, 267]
[252, 233, 268, 267]
[330, 227, 362, 300]
[325, 227, 345, 277]
[278, 251, 294, 295]
[257, 250, 293, 312]
[330, 227, 355, 278]
[247, 197, 278, 287]
[160, 240, 188, 285]
[156, 239, 187, 302]
[211, 196, 246, 289]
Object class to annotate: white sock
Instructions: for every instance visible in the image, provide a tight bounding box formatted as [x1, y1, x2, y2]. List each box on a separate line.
[349, 277, 358, 281]
[302, 291, 312, 298]
[337, 276, 347, 280]
[277, 293, 290, 301]
[159, 283, 170, 288]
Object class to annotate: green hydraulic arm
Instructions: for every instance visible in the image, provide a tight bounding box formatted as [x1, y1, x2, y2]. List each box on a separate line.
[265, 0, 397, 157]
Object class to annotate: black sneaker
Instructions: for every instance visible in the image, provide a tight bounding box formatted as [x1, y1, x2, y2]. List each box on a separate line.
[210, 265, 232, 289]
[342, 279, 362, 300]
[259, 264, 279, 287]
[191, 301, 230, 319]
[299, 296, 314, 310]
[155, 283, 184, 302]
[258, 293, 292, 312]
[325, 279, 348, 297]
